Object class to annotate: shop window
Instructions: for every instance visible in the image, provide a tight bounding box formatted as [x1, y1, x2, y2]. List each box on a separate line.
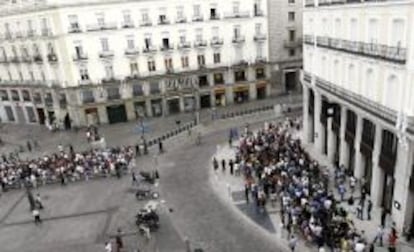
[256, 68, 265, 79]
[234, 70, 246, 82]
[214, 73, 224, 85]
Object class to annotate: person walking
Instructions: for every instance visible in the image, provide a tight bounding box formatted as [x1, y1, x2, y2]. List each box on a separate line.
[367, 198, 373, 220]
[35, 193, 44, 209]
[388, 227, 398, 252]
[373, 225, 384, 246]
[105, 241, 112, 252]
[356, 201, 363, 220]
[221, 159, 226, 172]
[131, 171, 137, 186]
[26, 141, 32, 152]
[213, 157, 218, 171]
[289, 234, 297, 252]
[115, 228, 124, 252]
[229, 159, 234, 175]
[244, 183, 250, 203]
[33, 208, 41, 225]
[158, 140, 163, 154]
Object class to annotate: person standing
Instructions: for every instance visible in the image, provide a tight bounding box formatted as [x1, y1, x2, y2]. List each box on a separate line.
[388, 228, 398, 252]
[158, 140, 163, 154]
[115, 228, 123, 252]
[213, 157, 218, 171]
[105, 241, 112, 252]
[244, 183, 250, 203]
[367, 198, 373, 220]
[27, 141, 32, 152]
[131, 171, 137, 186]
[229, 159, 234, 175]
[33, 208, 41, 225]
[373, 225, 384, 246]
[35, 193, 44, 209]
[289, 234, 297, 252]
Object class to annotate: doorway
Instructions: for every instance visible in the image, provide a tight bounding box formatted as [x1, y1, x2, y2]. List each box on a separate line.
[106, 104, 127, 124]
[257, 87, 266, 100]
[285, 71, 297, 91]
[36, 108, 45, 125]
[200, 94, 211, 108]
[167, 98, 180, 115]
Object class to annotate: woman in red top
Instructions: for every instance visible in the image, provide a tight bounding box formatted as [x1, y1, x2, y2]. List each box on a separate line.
[388, 228, 398, 252]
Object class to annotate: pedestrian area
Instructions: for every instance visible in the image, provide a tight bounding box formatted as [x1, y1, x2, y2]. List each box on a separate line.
[210, 123, 414, 252]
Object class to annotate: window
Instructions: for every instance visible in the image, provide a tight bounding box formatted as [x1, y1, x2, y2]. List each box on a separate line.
[133, 84, 143, 96]
[96, 12, 105, 26]
[101, 38, 109, 51]
[148, 60, 156, 71]
[162, 37, 170, 49]
[41, 18, 48, 30]
[18, 71, 23, 81]
[210, 7, 217, 19]
[41, 71, 46, 81]
[33, 92, 42, 103]
[130, 62, 138, 75]
[5, 106, 14, 122]
[22, 90, 31, 101]
[7, 70, 12, 80]
[29, 71, 34, 81]
[74, 45, 84, 58]
[104, 65, 114, 79]
[196, 28, 203, 42]
[107, 87, 120, 100]
[177, 6, 184, 19]
[142, 11, 149, 23]
[12, 46, 18, 58]
[11, 90, 19, 101]
[234, 70, 246, 82]
[159, 12, 167, 24]
[197, 54, 205, 66]
[127, 37, 135, 49]
[212, 27, 219, 40]
[255, 23, 262, 35]
[214, 73, 224, 85]
[289, 30, 295, 41]
[79, 67, 89, 80]
[213, 52, 221, 64]
[144, 36, 152, 49]
[288, 0, 295, 3]
[256, 68, 265, 79]
[0, 90, 9, 101]
[254, 0, 262, 16]
[150, 81, 160, 94]
[69, 15, 79, 29]
[233, 1, 240, 14]
[193, 5, 201, 17]
[181, 56, 189, 68]
[289, 49, 295, 57]
[81, 90, 94, 103]
[233, 25, 241, 38]
[198, 75, 208, 87]
[288, 12, 295, 22]
[256, 43, 263, 58]
[123, 11, 132, 26]
[164, 57, 173, 70]
[179, 33, 186, 44]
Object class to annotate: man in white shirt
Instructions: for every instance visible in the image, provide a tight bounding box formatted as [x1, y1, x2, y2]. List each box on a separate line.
[104, 241, 112, 252]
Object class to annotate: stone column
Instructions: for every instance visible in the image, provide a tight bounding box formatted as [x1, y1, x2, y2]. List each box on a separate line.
[353, 115, 364, 179]
[145, 98, 153, 117]
[249, 83, 257, 100]
[162, 97, 168, 116]
[392, 140, 413, 232]
[179, 96, 185, 113]
[313, 91, 323, 154]
[125, 100, 135, 121]
[327, 117, 336, 163]
[302, 86, 310, 144]
[371, 124, 383, 207]
[339, 106, 349, 168]
[210, 90, 216, 108]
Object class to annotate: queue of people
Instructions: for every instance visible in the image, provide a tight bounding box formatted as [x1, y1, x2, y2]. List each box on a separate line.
[0, 145, 134, 191]
[221, 118, 399, 251]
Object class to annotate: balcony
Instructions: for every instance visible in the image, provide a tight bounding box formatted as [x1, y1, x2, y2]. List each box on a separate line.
[21, 56, 32, 63]
[224, 11, 250, 19]
[254, 56, 267, 65]
[47, 53, 58, 62]
[254, 10, 264, 17]
[254, 33, 267, 41]
[68, 25, 82, 33]
[176, 17, 187, 23]
[194, 40, 208, 48]
[102, 78, 121, 85]
[232, 36, 245, 44]
[305, 0, 315, 7]
[79, 79, 92, 85]
[177, 41, 191, 49]
[160, 44, 174, 52]
[192, 15, 204, 22]
[124, 48, 140, 56]
[316, 36, 330, 47]
[33, 55, 43, 63]
[86, 22, 117, 31]
[99, 50, 115, 58]
[41, 28, 52, 37]
[142, 45, 157, 53]
[107, 92, 121, 100]
[158, 18, 170, 25]
[140, 20, 152, 27]
[284, 38, 303, 48]
[210, 38, 224, 47]
[121, 21, 135, 29]
[27, 29, 36, 37]
[210, 14, 220, 20]
[303, 34, 314, 45]
[73, 53, 88, 61]
[15, 32, 23, 39]
[318, 0, 331, 6]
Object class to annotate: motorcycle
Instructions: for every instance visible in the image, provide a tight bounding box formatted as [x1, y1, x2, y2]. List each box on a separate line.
[135, 208, 160, 230]
[135, 188, 159, 200]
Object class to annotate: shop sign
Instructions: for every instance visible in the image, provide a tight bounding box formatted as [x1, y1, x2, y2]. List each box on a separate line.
[166, 76, 199, 91]
[233, 85, 249, 92]
[214, 88, 226, 94]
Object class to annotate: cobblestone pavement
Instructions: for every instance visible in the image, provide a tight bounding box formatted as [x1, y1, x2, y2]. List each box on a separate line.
[0, 96, 301, 252]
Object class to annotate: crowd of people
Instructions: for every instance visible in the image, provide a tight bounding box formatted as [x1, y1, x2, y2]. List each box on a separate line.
[0, 144, 134, 191]
[224, 118, 399, 251]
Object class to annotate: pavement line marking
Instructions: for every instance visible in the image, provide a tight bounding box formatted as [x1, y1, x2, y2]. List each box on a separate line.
[0, 192, 26, 225]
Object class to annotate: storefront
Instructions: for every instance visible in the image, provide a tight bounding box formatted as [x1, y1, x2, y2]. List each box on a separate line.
[200, 93, 211, 108]
[106, 104, 127, 124]
[134, 101, 147, 118]
[256, 82, 267, 100]
[167, 97, 180, 114]
[233, 85, 249, 104]
[183, 96, 196, 112]
[151, 99, 163, 117]
[85, 107, 99, 125]
[214, 88, 226, 107]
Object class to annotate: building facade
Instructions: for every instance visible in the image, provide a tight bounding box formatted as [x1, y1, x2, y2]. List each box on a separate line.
[302, 0, 414, 232]
[267, 0, 303, 93]
[0, 0, 270, 126]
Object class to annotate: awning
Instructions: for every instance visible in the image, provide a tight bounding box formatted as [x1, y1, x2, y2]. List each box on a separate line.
[214, 88, 226, 95]
[233, 85, 249, 92]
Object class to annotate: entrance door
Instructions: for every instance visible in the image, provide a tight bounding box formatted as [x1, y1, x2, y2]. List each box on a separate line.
[37, 108, 45, 125]
[285, 71, 297, 91]
[64, 113, 71, 129]
[257, 87, 266, 100]
[106, 104, 127, 124]
[200, 95, 211, 108]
